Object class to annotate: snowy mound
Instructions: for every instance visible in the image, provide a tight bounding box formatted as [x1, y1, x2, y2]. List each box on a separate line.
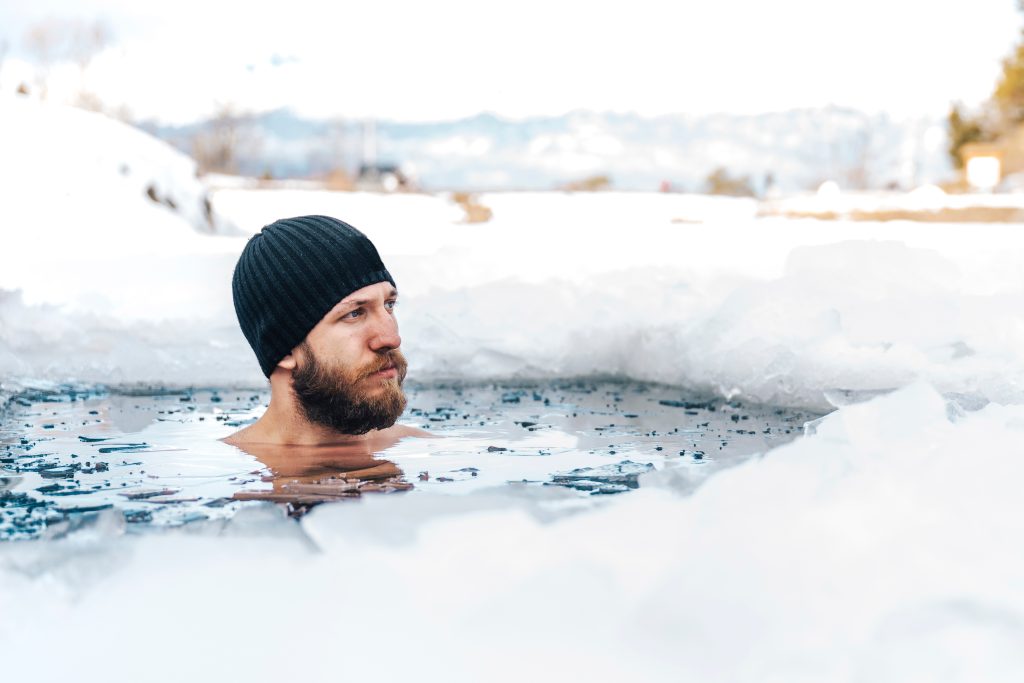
[0, 93, 221, 234]
[0, 96, 250, 394]
[224, 190, 1024, 410]
[5, 183, 1024, 410]
[0, 103, 1022, 410]
[3, 384, 1024, 681]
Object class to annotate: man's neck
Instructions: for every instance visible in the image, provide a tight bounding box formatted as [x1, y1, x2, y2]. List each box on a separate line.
[231, 405, 370, 446]
[225, 371, 369, 446]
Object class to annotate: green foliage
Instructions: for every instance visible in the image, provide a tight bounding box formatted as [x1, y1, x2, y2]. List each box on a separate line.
[704, 167, 755, 197]
[946, 103, 992, 169]
[994, 42, 1024, 124]
[947, 3, 1024, 166]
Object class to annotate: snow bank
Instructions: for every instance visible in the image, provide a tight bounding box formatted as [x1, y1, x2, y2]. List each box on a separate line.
[202, 190, 1024, 409]
[0, 93, 223, 235]
[764, 186, 1024, 217]
[0, 94, 241, 333]
[3, 384, 1023, 681]
[6, 177, 1024, 410]
[4, 97, 1024, 412]
[0, 96, 254, 394]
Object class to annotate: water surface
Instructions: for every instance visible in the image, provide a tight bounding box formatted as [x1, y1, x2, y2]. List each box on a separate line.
[0, 381, 821, 540]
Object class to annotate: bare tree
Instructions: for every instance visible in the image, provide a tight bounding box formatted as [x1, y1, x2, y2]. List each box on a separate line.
[821, 116, 878, 191]
[24, 20, 62, 99]
[22, 18, 111, 105]
[844, 126, 875, 191]
[0, 38, 9, 92]
[69, 20, 110, 71]
[192, 103, 262, 175]
[70, 19, 111, 110]
[321, 117, 354, 188]
[703, 167, 754, 196]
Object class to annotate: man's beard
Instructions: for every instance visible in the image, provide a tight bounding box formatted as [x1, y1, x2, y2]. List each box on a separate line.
[291, 343, 408, 436]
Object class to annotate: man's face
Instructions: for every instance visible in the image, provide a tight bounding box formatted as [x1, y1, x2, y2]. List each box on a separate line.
[288, 282, 408, 435]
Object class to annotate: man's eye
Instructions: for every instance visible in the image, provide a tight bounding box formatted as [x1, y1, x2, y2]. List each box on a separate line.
[342, 309, 363, 320]
[385, 300, 398, 311]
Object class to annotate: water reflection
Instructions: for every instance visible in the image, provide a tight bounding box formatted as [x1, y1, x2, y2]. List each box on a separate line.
[229, 437, 413, 515]
[0, 382, 822, 539]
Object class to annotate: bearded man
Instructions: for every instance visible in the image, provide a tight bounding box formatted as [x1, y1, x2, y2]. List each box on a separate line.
[225, 215, 420, 448]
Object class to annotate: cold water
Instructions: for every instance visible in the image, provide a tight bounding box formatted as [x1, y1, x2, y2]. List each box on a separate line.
[0, 381, 820, 540]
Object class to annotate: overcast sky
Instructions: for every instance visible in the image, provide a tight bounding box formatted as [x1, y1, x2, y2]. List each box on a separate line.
[1, 0, 1020, 124]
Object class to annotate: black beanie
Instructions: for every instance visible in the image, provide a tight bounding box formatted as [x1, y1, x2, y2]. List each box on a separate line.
[232, 215, 396, 377]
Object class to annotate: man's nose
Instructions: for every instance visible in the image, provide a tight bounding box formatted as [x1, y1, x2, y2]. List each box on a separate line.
[368, 310, 401, 351]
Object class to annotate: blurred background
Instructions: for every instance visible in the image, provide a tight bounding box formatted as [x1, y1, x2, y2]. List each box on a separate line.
[3, 0, 1024, 399]
[1, 0, 1022, 195]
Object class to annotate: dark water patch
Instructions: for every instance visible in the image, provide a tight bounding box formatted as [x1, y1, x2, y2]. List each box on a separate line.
[96, 444, 148, 453]
[547, 460, 656, 494]
[120, 488, 181, 500]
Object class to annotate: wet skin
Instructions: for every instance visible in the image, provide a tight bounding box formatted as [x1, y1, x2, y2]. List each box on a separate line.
[228, 429, 413, 507]
[231, 426, 416, 486]
[223, 281, 429, 504]
[224, 281, 428, 448]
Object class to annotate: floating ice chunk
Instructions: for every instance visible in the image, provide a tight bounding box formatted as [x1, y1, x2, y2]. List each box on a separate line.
[805, 381, 950, 452]
[548, 460, 655, 492]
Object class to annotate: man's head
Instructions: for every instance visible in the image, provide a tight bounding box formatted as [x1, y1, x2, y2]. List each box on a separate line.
[231, 215, 407, 434]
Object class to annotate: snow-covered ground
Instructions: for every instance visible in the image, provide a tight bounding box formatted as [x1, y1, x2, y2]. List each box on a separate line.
[3, 97, 1024, 680]
[6, 174, 1024, 410]
[3, 383, 1024, 681]
[764, 182, 1024, 216]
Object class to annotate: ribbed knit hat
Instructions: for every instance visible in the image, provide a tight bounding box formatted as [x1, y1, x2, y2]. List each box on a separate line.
[232, 215, 395, 377]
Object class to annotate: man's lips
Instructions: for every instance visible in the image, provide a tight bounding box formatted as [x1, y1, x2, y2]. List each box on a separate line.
[372, 363, 398, 379]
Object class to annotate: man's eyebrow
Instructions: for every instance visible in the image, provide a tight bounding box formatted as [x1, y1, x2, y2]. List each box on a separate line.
[332, 288, 399, 312]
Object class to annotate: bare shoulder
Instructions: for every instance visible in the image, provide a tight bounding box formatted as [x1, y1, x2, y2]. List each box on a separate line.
[221, 423, 259, 445]
[387, 423, 436, 439]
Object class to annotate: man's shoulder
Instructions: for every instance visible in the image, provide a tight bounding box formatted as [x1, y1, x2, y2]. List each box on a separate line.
[221, 422, 261, 445]
[385, 423, 434, 439]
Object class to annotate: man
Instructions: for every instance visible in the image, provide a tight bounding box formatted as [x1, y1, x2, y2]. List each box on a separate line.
[225, 215, 422, 449]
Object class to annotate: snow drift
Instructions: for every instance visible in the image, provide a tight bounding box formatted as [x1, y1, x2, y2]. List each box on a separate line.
[3, 384, 1024, 681]
[6, 170, 1024, 411]
[5, 98, 1024, 412]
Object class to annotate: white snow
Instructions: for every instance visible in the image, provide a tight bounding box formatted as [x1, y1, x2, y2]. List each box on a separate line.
[3, 384, 1024, 681]
[4, 99, 1024, 681]
[5, 97, 1024, 410]
[765, 184, 1024, 217]
[10, 170, 1024, 409]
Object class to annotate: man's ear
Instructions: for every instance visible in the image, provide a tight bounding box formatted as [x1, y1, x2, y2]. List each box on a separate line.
[277, 352, 297, 370]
